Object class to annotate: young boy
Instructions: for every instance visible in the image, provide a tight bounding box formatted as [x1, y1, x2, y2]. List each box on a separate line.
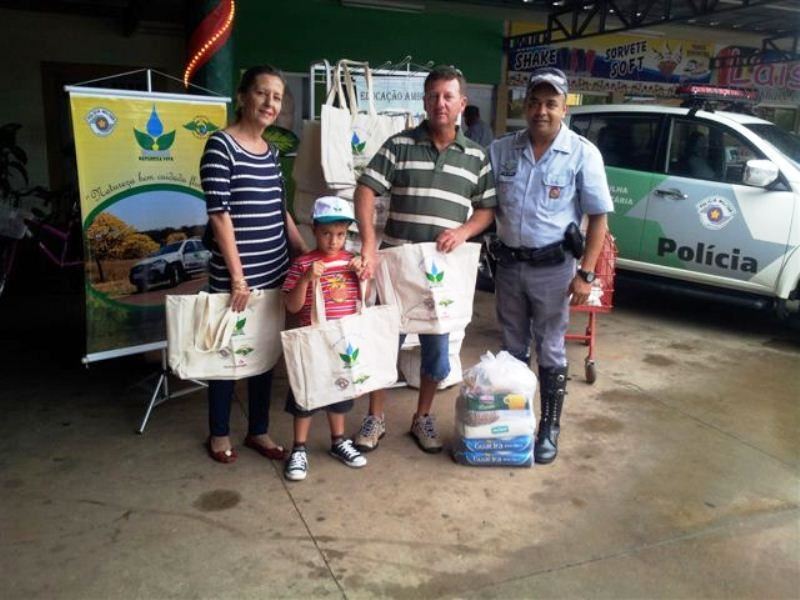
[282, 196, 367, 481]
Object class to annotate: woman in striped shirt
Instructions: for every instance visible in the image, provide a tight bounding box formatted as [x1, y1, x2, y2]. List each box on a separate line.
[200, 65, 307, 464]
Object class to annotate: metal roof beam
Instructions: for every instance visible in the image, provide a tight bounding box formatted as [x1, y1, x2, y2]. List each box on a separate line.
[708, 31, 800, 69]
[505, 0, 776, 47]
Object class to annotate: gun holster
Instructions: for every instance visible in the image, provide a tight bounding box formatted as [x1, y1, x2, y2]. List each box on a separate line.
[563, 222, 584, 260]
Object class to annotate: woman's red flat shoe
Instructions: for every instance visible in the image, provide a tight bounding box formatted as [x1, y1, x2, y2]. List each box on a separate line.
[206, 438, 238, 464]
[244, 436, 287, 460]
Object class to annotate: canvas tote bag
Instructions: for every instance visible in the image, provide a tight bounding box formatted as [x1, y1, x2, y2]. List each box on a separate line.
[374, 242, 481, 335]
[166, 289, 285, 380]
[281, 274, 400, 410]
[320, 60, 406, 190]
[292, 119, 328, 200]
[292, 80, 354, 227]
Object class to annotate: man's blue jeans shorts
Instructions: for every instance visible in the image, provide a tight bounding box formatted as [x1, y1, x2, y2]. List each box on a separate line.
[399, 333, 450, 382]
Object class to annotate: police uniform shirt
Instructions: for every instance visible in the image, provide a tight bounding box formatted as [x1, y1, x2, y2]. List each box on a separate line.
[489, 124, 613, 249]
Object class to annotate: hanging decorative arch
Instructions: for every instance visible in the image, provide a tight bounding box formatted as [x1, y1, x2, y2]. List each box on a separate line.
[183, 0, 236, 88]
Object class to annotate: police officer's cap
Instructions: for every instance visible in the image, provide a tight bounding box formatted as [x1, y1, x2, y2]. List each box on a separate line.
[527, 67, 569, 96]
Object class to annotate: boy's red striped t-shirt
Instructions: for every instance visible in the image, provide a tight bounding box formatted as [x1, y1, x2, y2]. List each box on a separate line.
[282, 250, 360, 326]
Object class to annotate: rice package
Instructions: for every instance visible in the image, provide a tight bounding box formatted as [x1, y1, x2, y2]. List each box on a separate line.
[453, 351, 538, 467]
[452, 450, 533, 467]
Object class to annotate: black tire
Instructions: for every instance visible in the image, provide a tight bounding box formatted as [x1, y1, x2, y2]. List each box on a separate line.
[585, 360, 597, 384]
[136, 282, 148, 294]
[167, 264, 180, 288]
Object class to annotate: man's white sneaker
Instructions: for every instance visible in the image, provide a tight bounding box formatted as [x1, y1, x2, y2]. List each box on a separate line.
[410, 414, 443, 453]
[354, 414, 386, 451]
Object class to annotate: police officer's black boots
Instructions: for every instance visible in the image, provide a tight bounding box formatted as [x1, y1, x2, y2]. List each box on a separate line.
[534, 365, 568, 464]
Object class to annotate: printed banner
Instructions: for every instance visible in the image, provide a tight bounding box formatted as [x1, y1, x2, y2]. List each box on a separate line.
[352, 74, 426, 117]
[714, 45, 800, 105]
[508, 33, 713, 85]
[69, 91, 227, 360]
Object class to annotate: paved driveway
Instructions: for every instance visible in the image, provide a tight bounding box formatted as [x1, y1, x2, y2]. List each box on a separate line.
[1, 284, 798, 598]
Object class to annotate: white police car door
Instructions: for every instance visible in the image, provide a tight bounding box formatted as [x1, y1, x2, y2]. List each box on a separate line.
[182, 240, 206, 272]
[569, 112, 663, 262]
[639, 118, 792, 292]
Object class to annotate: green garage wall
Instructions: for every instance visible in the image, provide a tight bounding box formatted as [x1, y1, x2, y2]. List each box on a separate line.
[233, 0, 504, 85]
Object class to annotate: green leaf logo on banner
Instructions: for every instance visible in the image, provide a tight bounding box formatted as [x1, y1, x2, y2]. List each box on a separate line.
[183, 116, 220, 139]
[156, 131, 175, 151]
[135, 105, 176, 157]
[134, 128, 155, 150]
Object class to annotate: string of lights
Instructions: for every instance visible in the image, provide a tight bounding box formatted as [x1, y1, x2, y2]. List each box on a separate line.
[183, 0, 236, 88]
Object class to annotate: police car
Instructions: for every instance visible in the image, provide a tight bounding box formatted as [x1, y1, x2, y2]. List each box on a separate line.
[566, 87, 800, 318]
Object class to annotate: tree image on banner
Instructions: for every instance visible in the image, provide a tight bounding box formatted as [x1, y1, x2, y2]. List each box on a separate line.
[85, 200, 207, 299]
[165, 231, 188, 244]
[87, 213, 138, 283]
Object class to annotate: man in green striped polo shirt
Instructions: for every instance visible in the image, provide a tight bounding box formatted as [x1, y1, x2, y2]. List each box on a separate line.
[353, 65, 497, 454]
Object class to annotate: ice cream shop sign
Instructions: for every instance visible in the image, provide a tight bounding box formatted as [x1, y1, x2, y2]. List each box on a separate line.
[507, 31, 713, 86]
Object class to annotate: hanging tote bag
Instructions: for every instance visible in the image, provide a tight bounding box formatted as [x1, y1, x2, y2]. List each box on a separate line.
[374, 242, 481, 335]
[292, 77, 356, 226]
[166, 289, 285, 381]
[281, 276, 401, 411]
[292, 119, 328, 201]
[320, 60, 406, 190]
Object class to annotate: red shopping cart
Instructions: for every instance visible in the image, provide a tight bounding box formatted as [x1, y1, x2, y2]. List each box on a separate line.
[566, 231, 617, 384]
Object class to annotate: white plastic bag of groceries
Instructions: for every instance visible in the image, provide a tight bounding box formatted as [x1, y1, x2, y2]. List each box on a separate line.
[462, 351, 537, 397]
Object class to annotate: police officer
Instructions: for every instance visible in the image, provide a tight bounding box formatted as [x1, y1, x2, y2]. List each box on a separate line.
[488, 67, 613, 464]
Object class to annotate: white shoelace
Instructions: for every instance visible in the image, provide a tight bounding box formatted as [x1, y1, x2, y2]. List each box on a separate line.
[287, 450, 307, 470]
[335, 440, 361, 461]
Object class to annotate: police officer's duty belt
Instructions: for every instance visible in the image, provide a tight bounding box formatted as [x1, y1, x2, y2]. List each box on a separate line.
[492, 240, 567, 267]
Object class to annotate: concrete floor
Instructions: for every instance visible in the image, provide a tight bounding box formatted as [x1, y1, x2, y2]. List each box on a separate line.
[1, 284, 798, 599]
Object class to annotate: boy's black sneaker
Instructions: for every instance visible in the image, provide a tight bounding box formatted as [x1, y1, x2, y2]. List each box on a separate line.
[284, 448, 308, 481]
[329, 439, 367, 468]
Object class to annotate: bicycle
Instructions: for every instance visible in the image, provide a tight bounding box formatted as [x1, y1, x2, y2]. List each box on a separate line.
[0, 196, 83, 298]
[0, 205, 31, 298]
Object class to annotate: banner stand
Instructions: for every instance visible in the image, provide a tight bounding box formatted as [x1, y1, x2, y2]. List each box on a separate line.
[66, 69, 228, 432]
[134, 348, 207, 434]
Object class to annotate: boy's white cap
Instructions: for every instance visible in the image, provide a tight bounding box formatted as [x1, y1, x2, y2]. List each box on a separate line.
[312, 196, 356, 224]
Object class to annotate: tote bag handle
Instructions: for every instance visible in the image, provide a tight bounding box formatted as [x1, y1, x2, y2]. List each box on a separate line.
[308, 260, 369, 326]
[192, 293, 237, 353]
[340, 60, 377, 117]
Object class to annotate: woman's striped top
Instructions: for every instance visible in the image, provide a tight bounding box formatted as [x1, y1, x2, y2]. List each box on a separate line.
[200, 131, 288, 292]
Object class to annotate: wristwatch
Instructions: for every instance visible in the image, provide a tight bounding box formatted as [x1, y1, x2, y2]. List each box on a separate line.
[577, 268, 596, 283]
